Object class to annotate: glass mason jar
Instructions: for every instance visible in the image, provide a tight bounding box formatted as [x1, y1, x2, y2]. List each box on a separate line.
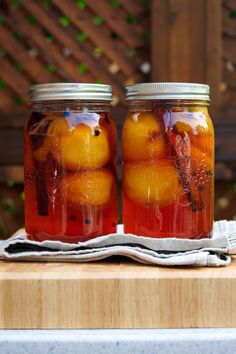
[25, 83, 117, 242]
[122, 83, 214, 239]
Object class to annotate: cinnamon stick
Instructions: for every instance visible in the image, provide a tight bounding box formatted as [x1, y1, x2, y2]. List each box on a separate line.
[29, 113, 51, 216]
[160, 109, 205, 212]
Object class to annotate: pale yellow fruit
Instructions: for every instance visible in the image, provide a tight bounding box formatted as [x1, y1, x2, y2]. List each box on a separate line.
[34, 118, 110, 170]
[56, 124, 109, 170]
[123, 160, 182, 205]
[61, 169, 114, 206]
[122, 112, 166, 161]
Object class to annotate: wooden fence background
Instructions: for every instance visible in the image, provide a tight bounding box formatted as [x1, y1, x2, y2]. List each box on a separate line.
[0, 0, 236, 236]
[0, 0, 150, 183]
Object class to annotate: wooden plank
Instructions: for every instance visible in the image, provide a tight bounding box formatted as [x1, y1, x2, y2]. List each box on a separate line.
[187, 0, 205, 82]
[151, 0, 169, 81]
[168, 0, 191, 81]
[0, 130, 23, 164]
[5, 9, 94, 84]
[20, 2, 125, 98]
[86, 0, 143, 47]
[0, 57, 30, 103]
[1, 258, 236, 329]
[151, 0, 222, 118]
[52, 0, 140, 77]
[0, 113, 27, 128]
[205, 0, 222, 119]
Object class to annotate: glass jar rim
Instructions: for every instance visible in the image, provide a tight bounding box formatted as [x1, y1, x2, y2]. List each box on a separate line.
[126, 82, 210, 101]
[29, 83, 112, 102]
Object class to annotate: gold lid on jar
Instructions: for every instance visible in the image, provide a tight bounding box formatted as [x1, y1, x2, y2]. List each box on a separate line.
[126, 82, 210, 101]
[29, 83, 112, 102]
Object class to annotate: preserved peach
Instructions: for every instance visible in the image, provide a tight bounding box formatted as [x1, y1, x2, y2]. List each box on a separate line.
[60, 169, 114, 206]
[52, 122, 110, 170]
[122, 112, 166, 161]
[123, 160, 182, 205]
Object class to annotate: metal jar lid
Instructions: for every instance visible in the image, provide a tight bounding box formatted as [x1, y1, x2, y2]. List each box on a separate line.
[29, 83, 112, 102]
[126, 82, 210, 101]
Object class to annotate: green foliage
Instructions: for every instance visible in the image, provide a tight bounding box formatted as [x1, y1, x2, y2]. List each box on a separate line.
[0, 185, 25, 239]
[76, 0, 86, 9]
[20, 191, 25, 201]
[15, 96, 23, 105]
[43, 0, 51, 10]
[94, 46, 102, 54]
[127, 47, 135, 57]
[0, 15, 5, 26]
[0, 48, 6, 56]
[77, 32, 87, 42]
[142, 30, 150, 41]
[93, 16, 103, 26]
[109, 0, 119, 8]
[126, 15, 135, 24]
[143, 0, 150, 9]
[0, 80, 6, 89]
[47, 64, 56, 73]
[77, 63, 87, 74]
[6, 180, 15, 188]
[59, 16, 71, 27]
[0, 198, 17, 216]
[229, 10, 236, 19]
[15, 63, 22, 72]
[11, 0, 21, 9]
[27, 15, 37, 25]
[12, 31, 23, 41]
[0, 216, 8, 238]
[45, 32, 53, 42]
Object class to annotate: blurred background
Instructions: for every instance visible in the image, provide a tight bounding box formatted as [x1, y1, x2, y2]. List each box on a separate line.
[0, 0, 235, 238]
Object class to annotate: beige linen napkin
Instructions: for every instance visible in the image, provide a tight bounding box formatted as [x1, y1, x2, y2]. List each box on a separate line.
[0, 220, 236, 267]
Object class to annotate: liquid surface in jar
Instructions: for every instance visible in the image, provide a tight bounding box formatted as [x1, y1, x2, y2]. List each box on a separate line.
[24, 109, 117, 242]
[122, 106, 214, 239]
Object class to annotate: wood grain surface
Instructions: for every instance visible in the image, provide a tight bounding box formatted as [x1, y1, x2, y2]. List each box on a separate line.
[0, 258, 236, 329]
[151, 0, 222, 119]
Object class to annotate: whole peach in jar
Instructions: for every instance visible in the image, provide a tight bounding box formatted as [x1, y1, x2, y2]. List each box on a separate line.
[25, 83, 117, 242]
[122, 83, 214, 239]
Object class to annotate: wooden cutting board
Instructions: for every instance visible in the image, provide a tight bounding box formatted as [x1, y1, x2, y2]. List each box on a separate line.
[0, 258, 236, 329]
